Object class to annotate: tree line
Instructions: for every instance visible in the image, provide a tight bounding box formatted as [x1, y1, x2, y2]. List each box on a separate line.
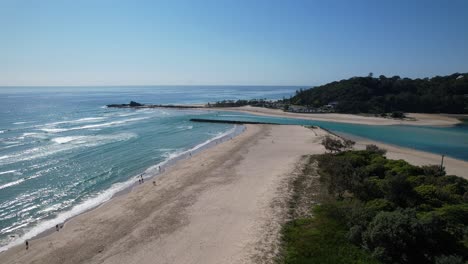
[290, 73, 468, 114]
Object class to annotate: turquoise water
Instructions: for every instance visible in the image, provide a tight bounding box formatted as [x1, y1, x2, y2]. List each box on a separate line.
[201, 112, 468, 161]
[0, 86, 467, 251]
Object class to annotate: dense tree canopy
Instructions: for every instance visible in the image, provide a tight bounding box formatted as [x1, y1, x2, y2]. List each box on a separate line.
[291, 73, 468, 114]
[316, 149, 468, 263]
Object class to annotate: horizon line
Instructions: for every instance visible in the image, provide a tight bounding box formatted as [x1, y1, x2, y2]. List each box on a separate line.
[0, 84, 313, 88]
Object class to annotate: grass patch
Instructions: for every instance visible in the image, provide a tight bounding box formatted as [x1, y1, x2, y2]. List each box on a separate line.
[281, 204, 379, 264]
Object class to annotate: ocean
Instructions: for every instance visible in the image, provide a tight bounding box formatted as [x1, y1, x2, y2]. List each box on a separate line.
[0, 86, 297, 250]
[0, 86, 467, 251]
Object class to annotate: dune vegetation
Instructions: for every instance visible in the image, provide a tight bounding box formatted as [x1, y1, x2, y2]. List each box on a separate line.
[280, 141, 468, 264]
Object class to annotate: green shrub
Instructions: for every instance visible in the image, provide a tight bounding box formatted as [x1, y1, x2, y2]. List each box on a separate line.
[362, 209, 424, 263]
[365, 145, 387, 156]
[434, 255, 464, 264]
[365, 199, 395, 212]
[281, 205, 380, 264]
[383, 175, 418, 207]
[415, 184, 443, 207]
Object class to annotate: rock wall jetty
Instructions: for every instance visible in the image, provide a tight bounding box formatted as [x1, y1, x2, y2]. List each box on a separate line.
[189, 118, 280, 125]
[106, 101, 203, 109]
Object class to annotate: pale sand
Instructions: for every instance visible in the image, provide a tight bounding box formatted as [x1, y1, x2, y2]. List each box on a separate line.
[353, 138, 468, 179]
[209, 106, 463, 126]
[0, 125, 328, 264]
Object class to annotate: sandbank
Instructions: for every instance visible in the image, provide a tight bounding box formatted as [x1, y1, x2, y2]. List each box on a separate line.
[209, 106, 463, 126]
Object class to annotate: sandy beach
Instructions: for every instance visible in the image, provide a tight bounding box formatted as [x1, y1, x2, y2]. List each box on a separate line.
[209, 106, 463, 126]
[0, 125, 328, 264]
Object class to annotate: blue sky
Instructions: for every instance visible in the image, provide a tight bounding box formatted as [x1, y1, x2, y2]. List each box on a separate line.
[1, 0, 468, 86]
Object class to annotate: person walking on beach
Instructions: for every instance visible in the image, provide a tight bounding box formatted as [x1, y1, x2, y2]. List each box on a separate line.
[56, 224, 59, 231]
[25, 240, 29, 250]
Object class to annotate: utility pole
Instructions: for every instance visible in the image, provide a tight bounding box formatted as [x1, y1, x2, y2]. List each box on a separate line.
[440, 154, 445, 175]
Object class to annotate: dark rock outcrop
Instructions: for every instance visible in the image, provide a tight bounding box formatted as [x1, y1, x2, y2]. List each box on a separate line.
[106, 101, 144, 108]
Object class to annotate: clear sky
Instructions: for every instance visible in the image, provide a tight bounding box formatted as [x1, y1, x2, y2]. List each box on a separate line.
[1, 0, 468, 86]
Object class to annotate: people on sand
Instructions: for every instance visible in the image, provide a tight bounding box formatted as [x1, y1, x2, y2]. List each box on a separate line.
[25, 240, 28, 250]
[56, 224, 59, 231]
[153, 181, 156, 186]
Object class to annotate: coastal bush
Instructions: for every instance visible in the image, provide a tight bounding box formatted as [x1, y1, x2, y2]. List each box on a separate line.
[290, 73, 468, 114]
[390, 111, 406, 119]
[279, 149, 468, 264]
[434, 255, 464, 264]
[365, 144, 387, 156]
[362, 209, 422, 263]
[321, 136, 355, 153]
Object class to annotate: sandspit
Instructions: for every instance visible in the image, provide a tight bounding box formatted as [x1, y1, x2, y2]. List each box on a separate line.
[209, 105, 463, 126]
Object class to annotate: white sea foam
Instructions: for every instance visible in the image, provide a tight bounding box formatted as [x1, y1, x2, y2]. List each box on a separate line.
[22, 132, 48, 140]
[22, 133, 39, 137]
[0, 170, 17, 176]
[0, 126, 239, 252]
[3, 141, 21, 145]
[0, 144, 21, 151]
[0, 155, 11, 160]
[40, 117, 149, 133]
[176, 125, 193, 130]
[13, 121, 33, 125]
[73, 117, 106, 123]
[0, 133, 137, 166]
[51, 136, 86, 144]
[44, 117, 107, 126]
[0, 174, 138, 252]
[39, 128, 68, 133]
[114, 112, 138, 117]
[37, 116, 108, 132]
[0, 130, 5, 134]
[0, 178, 25, 190]
[0, 174, 40, 190]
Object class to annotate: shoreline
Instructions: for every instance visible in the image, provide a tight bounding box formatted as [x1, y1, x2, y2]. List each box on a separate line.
[0, 124, 328, 264]
[206, 106, 464, 126]
[338, 132, 468, 179]
[0, 125, 245, 253]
